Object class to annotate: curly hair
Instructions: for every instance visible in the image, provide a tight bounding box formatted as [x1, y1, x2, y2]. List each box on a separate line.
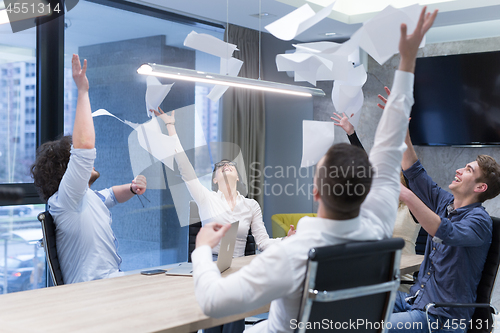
[30, 135, 72, 202]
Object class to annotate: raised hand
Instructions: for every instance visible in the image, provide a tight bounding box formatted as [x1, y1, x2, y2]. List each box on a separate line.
[331, 112, 355, 135]
[72, 54, 89, 92]
[151, 107, 175, 125]
[398, 7, 438, 73]
[377, 86, 391, 110]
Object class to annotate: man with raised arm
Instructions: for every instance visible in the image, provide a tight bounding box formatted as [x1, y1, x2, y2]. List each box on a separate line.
[388, 92, 500, 332]
[30, 55, 147, 284]
[191, 8, 437, 332]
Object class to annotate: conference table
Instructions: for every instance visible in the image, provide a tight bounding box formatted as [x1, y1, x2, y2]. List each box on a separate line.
[0, 254, 423, 333]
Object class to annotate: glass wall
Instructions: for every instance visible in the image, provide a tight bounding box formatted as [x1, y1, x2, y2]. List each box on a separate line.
[63, 0, 224, 271]
[0, 203, 45, 294]
[0, 12, 46, 293]
[0, 23, 36, 184]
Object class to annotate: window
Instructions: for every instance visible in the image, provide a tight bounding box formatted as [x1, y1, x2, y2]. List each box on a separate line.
[0, 17, 42, 294]
[0, 204, 46, 294]
[63, 0, 224, 270]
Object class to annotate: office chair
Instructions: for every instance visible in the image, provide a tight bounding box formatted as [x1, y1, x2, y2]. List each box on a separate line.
[296, 238, 405, 333]
[37, 211, 64, 286]
[187, 201, 255, 263]
[425, 216, 500, 333]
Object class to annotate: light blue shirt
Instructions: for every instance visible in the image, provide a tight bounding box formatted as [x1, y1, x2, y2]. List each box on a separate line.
[48, 146, 122, 284]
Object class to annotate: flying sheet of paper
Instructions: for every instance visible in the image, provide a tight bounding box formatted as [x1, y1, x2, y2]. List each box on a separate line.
[331, 65, 366, 121]
[277, 42, 356, 85]
[293, 41, 342, 54]
[349, 107, 363, 130]
[136, 117, 177, 171]
[145, 76, 174, 118]
[184, 31, 238, 59]
[92, 109, 139, 129]
[207, 57, 244, 101]
[301, 120, 335, 168]
[277, 52, 336, 85]
[265, 2, 335, 41]
[357, 4, 423, 65]
[332, 82, 364, 125]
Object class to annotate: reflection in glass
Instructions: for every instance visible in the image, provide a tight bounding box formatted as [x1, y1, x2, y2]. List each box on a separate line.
[0, 49, 36, 184]
[0, 204, 46, 293]
[63, 0, 224, 271]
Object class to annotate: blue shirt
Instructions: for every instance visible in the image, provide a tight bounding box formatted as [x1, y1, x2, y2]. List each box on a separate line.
[404, 160, 492, 321]
[48, 147, 122, 284]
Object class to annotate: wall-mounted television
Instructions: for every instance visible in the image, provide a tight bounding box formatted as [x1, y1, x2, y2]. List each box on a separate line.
[410, 50, 500, 146]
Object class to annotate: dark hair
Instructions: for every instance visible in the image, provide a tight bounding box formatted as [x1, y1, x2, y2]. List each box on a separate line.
[476, 154, 500, 202]
[211, 159, 247, 194]
[30, 135, 72, 202]
[315, 143, 373, 216]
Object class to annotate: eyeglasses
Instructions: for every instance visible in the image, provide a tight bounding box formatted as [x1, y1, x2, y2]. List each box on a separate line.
[215, 161, 237, 169]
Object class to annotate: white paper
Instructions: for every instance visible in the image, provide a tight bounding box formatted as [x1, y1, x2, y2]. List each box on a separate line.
[331, 82, 364, 123]
[207, 57, 244, 101]
[184, 31, 238, 59]
[265, 2, 335, 41]
[145, 76, 174, 118]
[301, 120, 336, 168]
[349, 107, 362, 130]
[293, 41, 342, 54]
[220, 57, 244, 76]
[92, 109, 139, 129]
[136, 117, 177, 171]
[358, 4, 423, 65]
[276, 43, 355, 85]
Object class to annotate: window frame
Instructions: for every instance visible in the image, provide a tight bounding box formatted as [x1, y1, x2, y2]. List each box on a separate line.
[0, 0, 224, 208]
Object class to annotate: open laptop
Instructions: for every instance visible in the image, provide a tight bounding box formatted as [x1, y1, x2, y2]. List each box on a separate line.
[165, 221, 239, 276]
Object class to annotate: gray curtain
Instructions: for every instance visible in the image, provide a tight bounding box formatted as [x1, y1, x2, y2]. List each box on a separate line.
[222, 24, 266, 207]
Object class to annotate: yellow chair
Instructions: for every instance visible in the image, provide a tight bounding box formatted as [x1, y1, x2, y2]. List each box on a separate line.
[271, 213, 317, 238]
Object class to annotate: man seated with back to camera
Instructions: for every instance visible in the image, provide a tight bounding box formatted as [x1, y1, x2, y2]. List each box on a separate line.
[189, 7, 437, 333]
[30, 55, 147, 284]
[385, 124, 500, 331]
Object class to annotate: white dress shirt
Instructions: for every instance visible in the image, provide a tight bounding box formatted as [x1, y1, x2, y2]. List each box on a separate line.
[49, 147, 122, 284]
[192, 70, 415, 332]
[173, 138, 280, 257]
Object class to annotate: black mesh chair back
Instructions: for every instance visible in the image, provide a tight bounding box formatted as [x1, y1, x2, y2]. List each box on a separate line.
[468, 216, 500, 333]
[37, 211, 64, 286]
[296, 238, 405, 333]
[187, 201, 256, 262]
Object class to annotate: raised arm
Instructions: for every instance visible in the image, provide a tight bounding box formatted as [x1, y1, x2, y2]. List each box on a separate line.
[152, 107, 212, 205]
[72, 54, 94, 149]
[402, 129, 418, 171]
[56, 55, 96, 210]
[331, 112, 365, 150]
[362, 7, 438, 238]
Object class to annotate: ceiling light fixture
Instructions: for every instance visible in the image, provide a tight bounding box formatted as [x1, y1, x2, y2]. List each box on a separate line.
[137, 63, 325, 97]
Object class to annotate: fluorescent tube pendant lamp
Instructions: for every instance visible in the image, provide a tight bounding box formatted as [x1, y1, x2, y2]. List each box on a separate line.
[137, 63, 325, 97]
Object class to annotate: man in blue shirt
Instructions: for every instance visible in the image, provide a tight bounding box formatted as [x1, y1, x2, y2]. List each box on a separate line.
[31, 55, 147, 283]
[390, 127, 500, 331]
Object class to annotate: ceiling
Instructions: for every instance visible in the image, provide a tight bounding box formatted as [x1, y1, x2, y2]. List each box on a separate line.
[129, 0, 500, 44]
